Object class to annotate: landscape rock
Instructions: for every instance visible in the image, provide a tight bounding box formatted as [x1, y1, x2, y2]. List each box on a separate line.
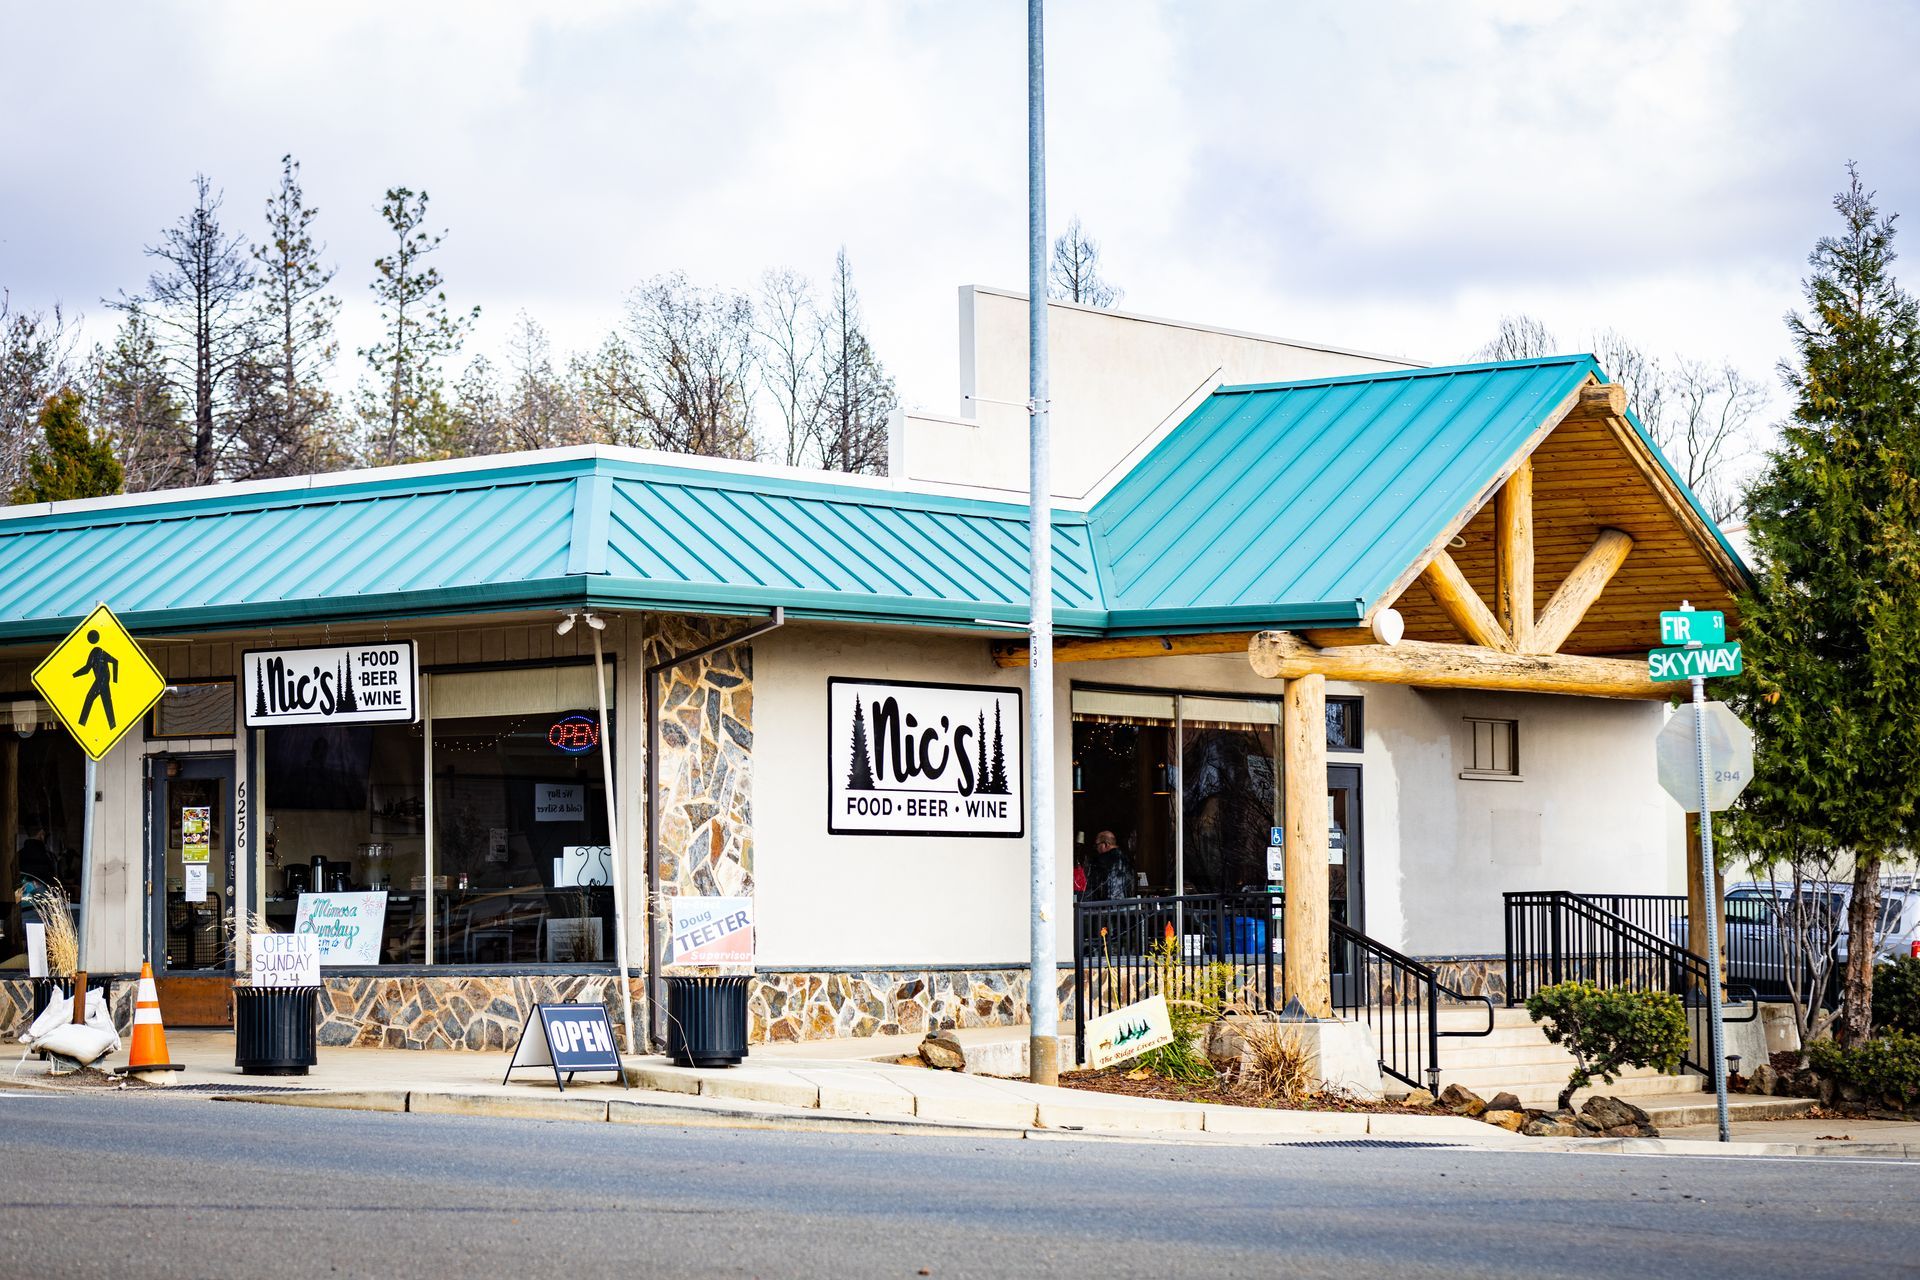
[918, 1032, 966, 1071]
[1481, 1108, 1526, 1132]
[1521, 1116, 1582, 1137]
[1580, 1095, 1639, 1132]
[1749, 1063, 1778, 1096]
[1402, 1089, 1435, 1108]
[1439, 1083, 1486, 1117]
[1486, 1092, 1523, 1113]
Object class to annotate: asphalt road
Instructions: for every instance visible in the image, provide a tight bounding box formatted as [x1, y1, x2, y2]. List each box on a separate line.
[0, 1091, 1915, 1279]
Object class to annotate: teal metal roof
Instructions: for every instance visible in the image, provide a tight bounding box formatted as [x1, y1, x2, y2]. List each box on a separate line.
[1089, 357, 1601, 631]
[0, 357, 1745, 643]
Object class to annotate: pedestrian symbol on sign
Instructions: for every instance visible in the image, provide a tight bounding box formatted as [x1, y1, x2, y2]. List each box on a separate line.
[74, 629, 121, 729]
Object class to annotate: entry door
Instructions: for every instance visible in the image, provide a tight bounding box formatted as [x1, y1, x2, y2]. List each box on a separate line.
[149, 755, 237, 1027]
[1328, 765, 1364, 1002]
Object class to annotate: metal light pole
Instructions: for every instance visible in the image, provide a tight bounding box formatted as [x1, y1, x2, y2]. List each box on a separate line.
[1025, 0, 1059, 1087]
[1691, 667, 1731, 1142]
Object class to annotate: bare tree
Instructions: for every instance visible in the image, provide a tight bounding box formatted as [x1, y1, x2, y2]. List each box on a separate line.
[114, 175, 261, 485]
[569, 335, 653, 449]
[1472, 314, 1557, 361]
[815, 249, 896, 475]
[1049, 216, 1123, 308]
[1652, 359, 1767, 521]
[0, 293, 83, 496]
[358, 187, 477, 465]
[620, 273, 757, 460]
[447, 355, 510, 457]
[89, 309, 190, 492]
[756, 269, 826, 468]
[503, 312, 578, 451]
[1588, 328, 1665, 429]
[241, 154, 339, 479]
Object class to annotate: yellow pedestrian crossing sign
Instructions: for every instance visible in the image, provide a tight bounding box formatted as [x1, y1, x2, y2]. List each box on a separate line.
[31, 603, 166, 761]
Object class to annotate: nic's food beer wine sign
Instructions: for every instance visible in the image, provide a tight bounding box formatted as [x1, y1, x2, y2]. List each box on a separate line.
[828, 677, 1023, 837]
[242, 642, 419, 727]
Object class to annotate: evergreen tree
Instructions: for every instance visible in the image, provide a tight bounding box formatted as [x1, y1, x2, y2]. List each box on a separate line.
[975, 710, 989, 797]
[846, 698, 876, 790]
[90, 308, 190, 492]
[12, 388, 122, 503]
[988, 700, 1008, 795]
[358, 187, 477, 464]
[1736, 164, 1920, 1045]
[815, 249, 895, 475]
[241, 155, 339, 479]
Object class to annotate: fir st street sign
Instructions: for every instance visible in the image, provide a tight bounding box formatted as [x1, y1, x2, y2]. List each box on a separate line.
[1655, 701, 1754, 812]
[30, 602, 167, 761]
[1660, 609, 1726, 646]
[1648, 641, 1743, 682]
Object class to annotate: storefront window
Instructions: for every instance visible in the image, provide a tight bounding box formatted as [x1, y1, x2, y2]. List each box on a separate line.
[1, 719, 86, 970]
[428, 663, 614, 967]
[262, 724, 427, 963]
[1071, 691, 1174, 899]
[1179, 697, 1280, 896]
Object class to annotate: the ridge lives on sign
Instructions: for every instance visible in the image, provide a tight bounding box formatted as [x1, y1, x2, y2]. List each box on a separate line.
[827, 677, 1024, 837]
[242, 642, 419, 727]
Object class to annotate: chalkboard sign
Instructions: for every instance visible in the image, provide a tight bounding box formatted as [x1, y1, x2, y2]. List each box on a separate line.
[502, 1003, 630, 1092]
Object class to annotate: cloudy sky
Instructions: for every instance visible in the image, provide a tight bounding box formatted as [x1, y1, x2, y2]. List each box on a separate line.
[4, 0, 1917, 427]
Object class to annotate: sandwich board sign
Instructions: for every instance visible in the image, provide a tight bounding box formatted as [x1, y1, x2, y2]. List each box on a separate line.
[503, 1003, 630, 1092]
[31, 602, 167, 761]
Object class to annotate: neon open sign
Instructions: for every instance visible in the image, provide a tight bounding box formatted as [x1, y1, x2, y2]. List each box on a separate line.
[548, 715, 600, 754]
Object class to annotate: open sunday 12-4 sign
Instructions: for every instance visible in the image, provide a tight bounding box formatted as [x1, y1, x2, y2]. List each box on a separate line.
[242, 642, 419, 727]
[827, 677, 1024, 837]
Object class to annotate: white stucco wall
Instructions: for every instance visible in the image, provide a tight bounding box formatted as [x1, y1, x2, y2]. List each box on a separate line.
[750, 629, 1683, 968]
[896, 287, 1417, 500]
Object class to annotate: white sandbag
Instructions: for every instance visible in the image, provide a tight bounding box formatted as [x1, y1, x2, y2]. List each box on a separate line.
[33, 1020, 117, 1065]
[19, 987, 113, 1048]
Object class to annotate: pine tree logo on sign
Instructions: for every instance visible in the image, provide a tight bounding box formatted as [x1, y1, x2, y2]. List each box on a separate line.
[828, 678, 1024, 837]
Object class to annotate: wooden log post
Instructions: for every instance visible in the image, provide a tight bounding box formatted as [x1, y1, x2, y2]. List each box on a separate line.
[1282, 674, 1331, 1017]
[1684, 812, 1728, 992]
[1248, 633, 1665, 700]
[1495, 460, 1535, 652]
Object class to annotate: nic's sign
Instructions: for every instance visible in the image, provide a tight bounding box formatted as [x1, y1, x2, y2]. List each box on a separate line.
[243, 642, 419, 727]
[827, 678, 1023, 838]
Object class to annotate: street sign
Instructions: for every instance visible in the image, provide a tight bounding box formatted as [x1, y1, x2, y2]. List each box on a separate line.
[30, 603, 166, 761]
[1648, 641, 1742, 683]
[1655, 701, 1754, 811]
[1660, 609, 1725, 647]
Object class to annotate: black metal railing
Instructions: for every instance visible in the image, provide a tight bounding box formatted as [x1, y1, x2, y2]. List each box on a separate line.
[1072, 892, 1492, 1091]
[1571, 892, 1838, 1006]
[1331, 919, 1495, 1092]
[1073, 892, 1282, 1064]
[1504, 890, 1756, 1076]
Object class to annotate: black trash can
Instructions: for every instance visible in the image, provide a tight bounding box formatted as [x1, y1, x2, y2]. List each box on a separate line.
[665, 976, 750, 1068]
[233, 986, 321, 1075]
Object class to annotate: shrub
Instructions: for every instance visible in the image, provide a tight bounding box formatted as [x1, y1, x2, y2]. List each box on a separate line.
[1133, 932, 1235, 1084]
[1234, 1020, 1316, 1105]
[1872, 957, 1920, 1037]
[1526, 981, 1689, 1111]
[1808, 1030, 1920, 1108]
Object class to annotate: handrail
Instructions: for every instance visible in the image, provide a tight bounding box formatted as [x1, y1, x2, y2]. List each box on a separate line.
[1505, 889, 1757, 1077]
[1331, 917, 1493, 1093]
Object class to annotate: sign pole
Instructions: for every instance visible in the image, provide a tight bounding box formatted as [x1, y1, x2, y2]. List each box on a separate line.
[1024, 0, 1059, 1087]
[1690, 670, 1731, 1143]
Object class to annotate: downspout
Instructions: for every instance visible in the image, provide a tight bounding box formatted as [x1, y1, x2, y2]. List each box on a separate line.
[644, 607, 785, 1048]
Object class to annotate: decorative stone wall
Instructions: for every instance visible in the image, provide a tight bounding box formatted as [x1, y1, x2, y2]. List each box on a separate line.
[750, 968, 1074, 1043]
[317, 975, 648, 1050]
[1426, 956, 1508, 1004]
[646, 616, 754, 901]
[0, 976, 135, 1038]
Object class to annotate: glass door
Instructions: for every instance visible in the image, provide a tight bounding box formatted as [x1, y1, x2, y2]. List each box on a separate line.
[149, 755, 237, 1025]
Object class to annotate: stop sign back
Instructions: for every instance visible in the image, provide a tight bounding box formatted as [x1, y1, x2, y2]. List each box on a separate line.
[1655, 701, 1754, 812]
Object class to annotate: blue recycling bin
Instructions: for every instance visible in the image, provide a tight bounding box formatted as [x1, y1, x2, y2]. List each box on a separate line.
[1225, 916, 1267, 954]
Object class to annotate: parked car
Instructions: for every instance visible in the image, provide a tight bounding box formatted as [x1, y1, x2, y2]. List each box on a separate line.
[1688, 881, 1920, 1000]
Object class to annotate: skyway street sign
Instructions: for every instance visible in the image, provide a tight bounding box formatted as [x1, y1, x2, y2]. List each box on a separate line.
[1660, 609, 1725, 646]
[1655, 701, 1754, 811]
[31, 603, 166, 761]
[1648, 641, 1742, 683]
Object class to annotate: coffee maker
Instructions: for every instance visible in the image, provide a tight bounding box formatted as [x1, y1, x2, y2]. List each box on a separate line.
[281, 864, 311, 896]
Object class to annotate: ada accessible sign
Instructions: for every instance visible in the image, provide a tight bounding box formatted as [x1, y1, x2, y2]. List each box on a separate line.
[669, 896, 754, 966]
[503, 1003, 629, 1092]
[827, 677, 1023, 837]
[242, 642, 419, 727]
[1084, 995, 1175, 1069]
[294, 891, 389, 965]
[249, 933, 320, 988]
[1648, 642, 1743, 683]
[1655, 701, 1755, 812]
[31, 602, 168, 761]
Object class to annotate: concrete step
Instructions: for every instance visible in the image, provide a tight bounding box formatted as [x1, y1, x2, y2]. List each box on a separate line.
[1634, 1093, 1817, 1126]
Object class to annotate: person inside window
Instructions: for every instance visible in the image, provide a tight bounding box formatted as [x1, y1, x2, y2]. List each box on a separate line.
[1087, 829, 1135, 901]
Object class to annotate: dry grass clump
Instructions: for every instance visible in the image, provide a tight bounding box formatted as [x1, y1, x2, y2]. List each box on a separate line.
[1231, 1019, 1317, 1106]
[26, 883, 78, 976]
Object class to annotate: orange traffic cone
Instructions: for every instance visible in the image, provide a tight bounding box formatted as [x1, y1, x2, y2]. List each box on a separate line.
[116, 962, 184, 1084]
